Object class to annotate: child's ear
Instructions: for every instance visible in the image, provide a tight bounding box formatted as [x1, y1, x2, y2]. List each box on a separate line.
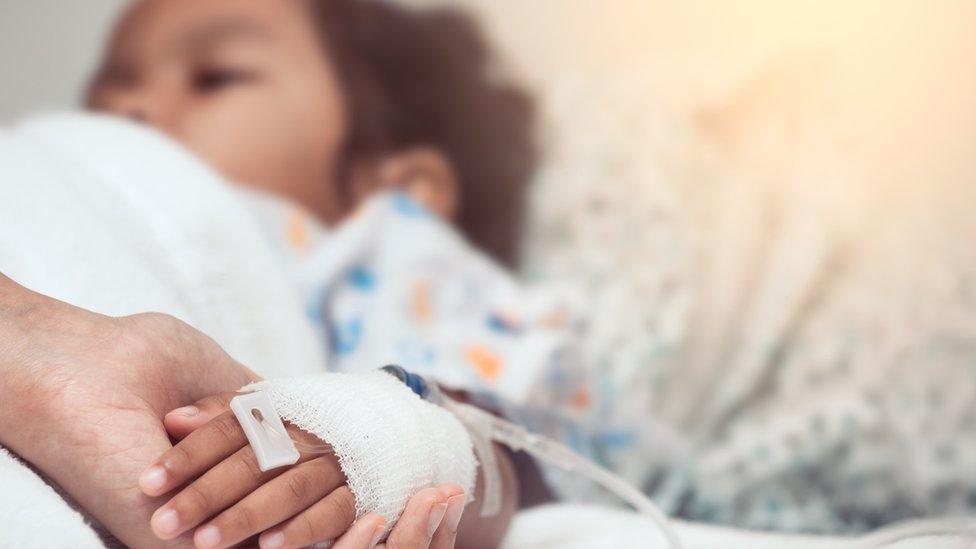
[351, 147, 459, 219]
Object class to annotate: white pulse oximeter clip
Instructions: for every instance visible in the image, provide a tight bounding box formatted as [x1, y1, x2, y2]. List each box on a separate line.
[230, 390, 300, 472]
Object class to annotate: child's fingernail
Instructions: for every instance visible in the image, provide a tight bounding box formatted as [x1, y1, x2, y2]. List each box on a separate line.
[139, 465, 167, 493]
[259, 530, 285, 548]
[445, 494, 466, 532]
[369, 525, 385, 549]
[170, 405, 199, 417]
[427, 502, 448, 537]
[195, 524, 221, 548]
[151, 508, 179, 536]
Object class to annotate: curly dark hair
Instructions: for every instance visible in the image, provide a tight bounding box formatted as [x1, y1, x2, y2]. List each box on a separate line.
[308, 0, 538, 266]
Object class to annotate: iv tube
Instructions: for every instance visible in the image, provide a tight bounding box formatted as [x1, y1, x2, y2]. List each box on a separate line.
[487, 412, 684, 549]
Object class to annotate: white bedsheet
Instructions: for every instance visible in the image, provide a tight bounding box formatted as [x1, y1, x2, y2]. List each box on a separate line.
[503, 504, 972, 548]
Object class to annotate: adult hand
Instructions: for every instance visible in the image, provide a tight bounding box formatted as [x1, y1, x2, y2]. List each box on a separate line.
[0, 274, 258, 547]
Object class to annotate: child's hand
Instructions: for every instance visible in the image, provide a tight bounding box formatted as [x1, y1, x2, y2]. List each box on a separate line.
[139, 392, 357, 548]
[142, 392, 469, 549]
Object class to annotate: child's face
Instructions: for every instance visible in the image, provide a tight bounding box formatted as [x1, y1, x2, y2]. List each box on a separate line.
[88, 0, 350, 222]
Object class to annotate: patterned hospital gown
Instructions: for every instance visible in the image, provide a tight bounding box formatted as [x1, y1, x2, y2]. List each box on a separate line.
[243, 189, 600, 437]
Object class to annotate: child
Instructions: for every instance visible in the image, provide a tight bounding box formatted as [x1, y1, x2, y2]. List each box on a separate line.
[86, 0, 535, 269]
[88, 0, 562, 547]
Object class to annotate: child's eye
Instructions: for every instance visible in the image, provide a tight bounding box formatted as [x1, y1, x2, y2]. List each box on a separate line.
[192, 68, 254, 93]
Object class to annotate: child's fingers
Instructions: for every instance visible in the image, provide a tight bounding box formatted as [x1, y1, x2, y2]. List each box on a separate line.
[164, 392, 239, 440]
[384, 487, 449, 549]
[193, 456, 346, 549]
[150, 444, 283, 540]
[429, 485, 466, 549]
[331, 512, 386, 549]
[140, 410, 247, 497]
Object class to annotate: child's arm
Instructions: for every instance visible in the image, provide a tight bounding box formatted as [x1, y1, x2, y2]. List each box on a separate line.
[140, 390, 517, 548]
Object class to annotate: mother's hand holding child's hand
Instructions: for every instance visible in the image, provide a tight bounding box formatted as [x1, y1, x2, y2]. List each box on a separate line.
[142, 392, 466, 549]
